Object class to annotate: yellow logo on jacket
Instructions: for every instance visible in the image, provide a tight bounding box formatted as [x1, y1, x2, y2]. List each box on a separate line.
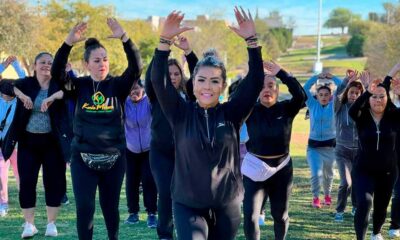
[82, 91, 115, 113]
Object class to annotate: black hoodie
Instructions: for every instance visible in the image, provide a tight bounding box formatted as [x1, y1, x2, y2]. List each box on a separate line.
[150, 47, 264, 208]
[348, 77, 400, 174]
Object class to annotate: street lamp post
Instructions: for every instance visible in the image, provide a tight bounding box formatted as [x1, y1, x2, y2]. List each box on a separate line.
[313, 0, 323, 74]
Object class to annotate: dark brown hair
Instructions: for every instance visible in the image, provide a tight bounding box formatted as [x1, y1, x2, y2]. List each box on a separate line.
[340, 81, 364, 104]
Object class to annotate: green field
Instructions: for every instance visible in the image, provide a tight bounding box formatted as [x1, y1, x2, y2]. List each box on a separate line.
[0, 109, 393, 240]
[0, 36, 384, 239]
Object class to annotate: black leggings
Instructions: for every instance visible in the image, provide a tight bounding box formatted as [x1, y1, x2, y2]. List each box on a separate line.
[70, 151, 125, 240]
[354, 169, 397, 239]
[243, 160, 293, 240]
[18, 132, 66, 208]
[173, 200, 241, 240]
[390, 176, 400, 230]
[125, 149, 157, 214]
[149, 146, 175, 239]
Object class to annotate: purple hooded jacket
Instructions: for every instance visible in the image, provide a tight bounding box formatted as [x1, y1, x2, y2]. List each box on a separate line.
[124, 95, 151, 153]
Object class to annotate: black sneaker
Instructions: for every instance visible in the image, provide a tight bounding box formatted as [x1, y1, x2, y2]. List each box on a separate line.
[147, 214, 157, 228]
[125, 213, 139, 224]
[61, 194, 70, 205]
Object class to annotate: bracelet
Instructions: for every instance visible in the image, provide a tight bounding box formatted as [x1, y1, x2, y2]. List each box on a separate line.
[245, 34, 258, 41]
[160, 37, 173, 46]
[120, 32, 127, 40]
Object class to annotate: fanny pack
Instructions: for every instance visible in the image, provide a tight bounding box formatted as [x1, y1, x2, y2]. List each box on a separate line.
[241, 153, 290, 182]
[80, 151, 120, 171]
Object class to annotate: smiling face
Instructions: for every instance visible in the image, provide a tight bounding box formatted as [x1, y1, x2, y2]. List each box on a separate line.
[260, 75, 279, 107]
[193, 66, 226, 109]
[316, 88, 332, 106]
[369, 86, 388, 115]
[85, 47, 109, 81]
[34, 54, 53, 78]
[169, 64, 182, 89]
[129, 83, 144, 102]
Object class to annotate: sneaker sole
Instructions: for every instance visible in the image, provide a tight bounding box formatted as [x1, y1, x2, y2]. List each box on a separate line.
[124, 221, 139, 225]
[21, 230, 38, 239]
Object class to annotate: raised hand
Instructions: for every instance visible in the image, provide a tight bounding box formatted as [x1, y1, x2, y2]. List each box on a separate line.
[4, 56, 17, 67]
[263, 61, 282, 76]
[347, 70, 359, 84]
[360, 71, 371, 88]
[160, 11, 193, 40]
[392, 78, 400, 96]
[388, 61, 400, 77]
[107, 18, 126, 40]
[65, 22, 88, 46]
[229, 6, 256, 40]
[174, 35, 192, 55]
[368, 78, 382, 94]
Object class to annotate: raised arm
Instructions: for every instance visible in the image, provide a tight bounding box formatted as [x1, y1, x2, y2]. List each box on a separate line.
[264, 61, 307, 117]
[107, 18, 143, 98]
[174, 35, 199, 101]
[144, 58, 157, 102]
[225, 7, 264, 124]
[151, 11, 193, 125]
[11, 58, 26, 78]
[52, 22, 88, 90]
[303, 75, 319, 106]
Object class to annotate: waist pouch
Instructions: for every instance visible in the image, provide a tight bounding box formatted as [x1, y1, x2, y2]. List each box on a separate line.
[241, 153, 290, 182]
[80, 151, 120, 171]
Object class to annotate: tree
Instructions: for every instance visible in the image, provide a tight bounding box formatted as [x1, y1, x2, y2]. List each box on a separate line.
[324, 8, 356, 35]
[0, 0, 36, 74]
[346, 34, 365, 57]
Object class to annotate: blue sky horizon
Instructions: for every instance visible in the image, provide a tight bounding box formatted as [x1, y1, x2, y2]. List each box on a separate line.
[32, 0, 397, 36]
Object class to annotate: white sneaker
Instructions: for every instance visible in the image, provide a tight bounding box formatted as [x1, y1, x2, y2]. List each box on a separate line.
[371, 233, 384, 240]
[0, 208, 7, 217]
[389, 229, 400, 238]
[21, 222, 38, 239]
[45, 222, 58, 237]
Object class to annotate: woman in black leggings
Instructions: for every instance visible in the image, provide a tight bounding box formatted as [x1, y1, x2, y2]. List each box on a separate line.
[1, 52, 71, 238]
[145, 36, 198, 239]
[150, 8, 264, 239]
[242, 62, 306, 240]
[51, 19, 142, 240]
[348, 71, 400, 240]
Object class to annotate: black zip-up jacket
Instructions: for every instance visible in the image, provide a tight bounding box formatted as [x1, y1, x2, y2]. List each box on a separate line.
[348, 86, 400, 174]
[145, 51, 198, 152]
[151, 47, 264, 208]
[0, 77, 72, 161]
[246, 70, 307, 157]
[51, 39, 142, 154]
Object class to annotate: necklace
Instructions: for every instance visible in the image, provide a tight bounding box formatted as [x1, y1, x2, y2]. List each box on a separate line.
[92, 80, 101, 94]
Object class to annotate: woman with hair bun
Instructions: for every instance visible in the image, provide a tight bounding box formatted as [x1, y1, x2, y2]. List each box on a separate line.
[150, 8, 264, 239]
[51, 18, 142, 240]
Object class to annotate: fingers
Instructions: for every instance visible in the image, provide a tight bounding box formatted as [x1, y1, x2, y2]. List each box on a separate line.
[234, 6, 244, 24]
[240, 6, 249, 21]
[228, 25, 240, 35]
[23, 99, 33, 110]
[177, 26, 194, 35]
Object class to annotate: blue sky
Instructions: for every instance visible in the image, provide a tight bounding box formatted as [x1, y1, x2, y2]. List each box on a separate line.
[35, 0, 397, 35]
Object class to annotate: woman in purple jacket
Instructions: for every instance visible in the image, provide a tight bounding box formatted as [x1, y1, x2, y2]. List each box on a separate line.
[124, 80, 158, 228]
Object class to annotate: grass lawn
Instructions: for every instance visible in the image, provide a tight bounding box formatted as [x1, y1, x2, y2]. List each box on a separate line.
[0, 109, 393, 239]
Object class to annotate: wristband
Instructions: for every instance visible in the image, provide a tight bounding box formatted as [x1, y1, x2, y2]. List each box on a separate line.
[160, 37, 173, 46]
[120, 32, 127, 40]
